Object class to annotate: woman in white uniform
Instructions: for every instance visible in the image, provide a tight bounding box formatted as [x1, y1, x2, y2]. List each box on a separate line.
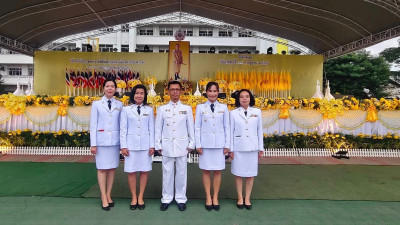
[120, 84, 155, 210]
[229, 89, 263, 210]
[195, 82, 230, 211]
[90, 79, 123, 211]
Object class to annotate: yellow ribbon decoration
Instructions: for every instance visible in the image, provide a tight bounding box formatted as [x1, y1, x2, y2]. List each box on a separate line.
[279, 105, 290, 119]
[57, 105, 68, 116]
[366, 106, 378, 122]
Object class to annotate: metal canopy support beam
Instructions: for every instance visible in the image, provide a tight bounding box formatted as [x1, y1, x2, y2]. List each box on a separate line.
[322, 25, 400, 59]
[253, 0, 371, 37]
[178, 13, 313, 54]
[364, 0, 400, 17]
[40, 12, 313, 54]
[0, 35, 35, 56]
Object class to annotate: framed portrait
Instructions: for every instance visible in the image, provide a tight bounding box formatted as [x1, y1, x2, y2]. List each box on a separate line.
[168, 41, 190, 81]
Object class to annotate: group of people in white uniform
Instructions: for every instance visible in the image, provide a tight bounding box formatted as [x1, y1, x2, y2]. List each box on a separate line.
[90, 79, 264, 212]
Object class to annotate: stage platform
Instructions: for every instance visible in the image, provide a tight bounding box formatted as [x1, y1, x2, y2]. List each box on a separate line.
[1, 157, 400, 224]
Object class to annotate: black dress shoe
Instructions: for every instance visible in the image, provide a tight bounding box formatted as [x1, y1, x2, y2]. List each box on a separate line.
[138, 203, 145, 210]
[213, 204, 220, 211]
[177, 203, 186, 211]
[160, 203, 170, 211]
[108, 202, 114, 207]
[101, 204, 110, 211]
[236, 203, 244, 209]
[130, 203, 138, 210]
[205, 203, 213, 211]
[244, 204, 252, 210]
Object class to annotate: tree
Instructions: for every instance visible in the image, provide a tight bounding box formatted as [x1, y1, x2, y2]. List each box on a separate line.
[379, 47, 400, 66]
[324, 51, 391, 98]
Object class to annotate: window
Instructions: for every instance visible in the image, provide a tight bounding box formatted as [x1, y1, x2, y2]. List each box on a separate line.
[122, 24, 129, 32]
[183, 28, 193, 36]
[99, 44, 113, 52]
[138, 27, 153, 35]
[159, 27, 173, 36]
[29, 68, 33, 76]
[199, 47, 209, 53]
[199, 28, 213, 36]
[218, 30, 232, 37]
[159, 46, 169, 53]
[137, 45, 153, 52]
[218, 50, 232, 54]
[239, 32, 252, 37]
[8, 68, 21, 76]
[100, 27, 114, 32]
[121, 45, 129, 52]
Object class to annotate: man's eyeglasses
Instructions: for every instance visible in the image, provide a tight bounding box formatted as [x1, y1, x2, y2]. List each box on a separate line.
[168, 88, 181, 92]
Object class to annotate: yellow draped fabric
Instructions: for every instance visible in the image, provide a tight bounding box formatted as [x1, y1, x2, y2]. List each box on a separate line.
[67, 106, 91, 126]
[0, 107, 11, 124]
[378, 111, 400, 130]
[289, 109, 323, 128]
[262, 110, 280, 128]
[24, 106, 59, 126]
[335, 110, 367, 130]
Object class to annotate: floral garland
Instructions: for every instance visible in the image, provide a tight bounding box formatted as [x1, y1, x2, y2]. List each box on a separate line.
[1, 93, 399, 118]
[3, 94, 26, 115]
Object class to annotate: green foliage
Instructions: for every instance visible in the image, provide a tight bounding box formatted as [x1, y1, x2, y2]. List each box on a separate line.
[380, 47, 400, 64]
[1, 130, 399, 149]
[0, 130, 90, 147]
[264, 132, 400, 150]
[324, 51, 391, 98]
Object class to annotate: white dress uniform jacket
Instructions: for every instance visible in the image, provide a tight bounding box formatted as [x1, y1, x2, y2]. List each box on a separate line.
[120, 104, 155, 150]
[230, 107, 263, 152]
[155, 101, 195, 157]
[195, 101, 230, 149]
[90, 96, 123, 147]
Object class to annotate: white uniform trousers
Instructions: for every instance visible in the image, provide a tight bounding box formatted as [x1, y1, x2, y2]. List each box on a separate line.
[161, 155, 188, 204]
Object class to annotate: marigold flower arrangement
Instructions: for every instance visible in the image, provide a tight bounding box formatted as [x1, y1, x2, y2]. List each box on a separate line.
[128, 79, 142, 88]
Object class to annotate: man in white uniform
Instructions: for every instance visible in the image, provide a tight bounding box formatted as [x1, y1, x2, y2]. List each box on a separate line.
[155, 81, 195, 211]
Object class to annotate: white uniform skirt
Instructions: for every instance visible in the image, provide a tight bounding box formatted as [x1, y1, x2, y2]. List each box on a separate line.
[95, 146, 120, 170]
[124, 150, 152, 173]
[231, 151, 258, 177]
[199, 148, 225, 170]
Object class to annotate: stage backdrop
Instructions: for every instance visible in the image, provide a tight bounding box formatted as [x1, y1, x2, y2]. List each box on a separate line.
[34, 51, 322, 98]
[190, 54, 323, 98]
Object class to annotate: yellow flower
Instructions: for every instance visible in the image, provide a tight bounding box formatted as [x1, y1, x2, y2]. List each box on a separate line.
[199, 78, 212, 86]
[228, 81, 241, 91]
[116, 80, 127, 89]
[144, 76, 158, 85]
[128, 79, 142, 88]
[4, 94, 26, 115]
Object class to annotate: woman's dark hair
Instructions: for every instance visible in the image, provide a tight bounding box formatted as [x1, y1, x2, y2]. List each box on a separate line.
[167, 80, 182, 89]
[206, 81, 219, 92]
[234, 89, 255, 107]
[103, 79, 117, 88]
[130, 84, 148, 105]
